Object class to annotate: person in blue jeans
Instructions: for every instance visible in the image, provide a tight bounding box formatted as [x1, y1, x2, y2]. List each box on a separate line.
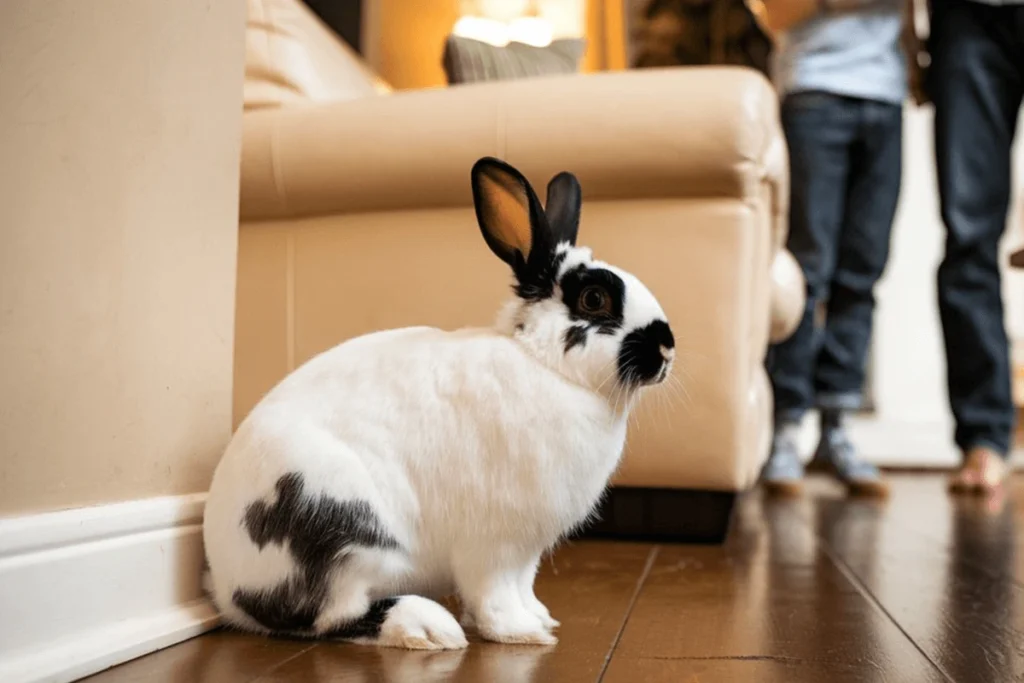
[760, 2, 907, 496]
[921, 0, 1024, 494]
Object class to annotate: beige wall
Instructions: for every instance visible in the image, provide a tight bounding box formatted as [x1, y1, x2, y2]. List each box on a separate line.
[0, 0, 246, 515]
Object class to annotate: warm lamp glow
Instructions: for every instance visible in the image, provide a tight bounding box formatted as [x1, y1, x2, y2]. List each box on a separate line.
[452, 15, 513, 46]
[453, 0, 583, 47]
[507, 16, 554, 46]
[453, 14, 555, 47]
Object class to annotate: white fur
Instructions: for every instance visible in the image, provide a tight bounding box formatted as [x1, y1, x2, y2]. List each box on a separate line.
[203, 241, 671, 650]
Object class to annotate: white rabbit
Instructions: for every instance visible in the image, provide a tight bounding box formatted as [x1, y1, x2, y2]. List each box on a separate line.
[202, 157, 675, 650]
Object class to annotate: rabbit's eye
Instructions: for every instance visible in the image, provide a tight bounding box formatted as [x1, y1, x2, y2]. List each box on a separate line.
[579, 286, 611, 316]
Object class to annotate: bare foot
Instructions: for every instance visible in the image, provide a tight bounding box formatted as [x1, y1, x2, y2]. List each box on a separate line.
[949, 447, 1008, 496]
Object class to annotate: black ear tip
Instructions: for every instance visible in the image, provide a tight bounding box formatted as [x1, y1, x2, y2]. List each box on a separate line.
[548, 171, 582, 200]
[472, 156, 516, 176]
[471, 158, 491, 185]
[472, 156, 501, 171]
[471, 157, 536, 198]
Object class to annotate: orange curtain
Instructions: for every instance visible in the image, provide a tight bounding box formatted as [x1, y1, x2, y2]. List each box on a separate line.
[584, 0, 628, 72]
[369, 0, 461, 90]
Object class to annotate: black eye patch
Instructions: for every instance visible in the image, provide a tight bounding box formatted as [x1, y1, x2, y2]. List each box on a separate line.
[560, 265, 626, 334]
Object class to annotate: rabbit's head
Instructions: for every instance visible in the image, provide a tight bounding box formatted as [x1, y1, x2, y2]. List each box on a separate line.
[472, 157, 674, 403]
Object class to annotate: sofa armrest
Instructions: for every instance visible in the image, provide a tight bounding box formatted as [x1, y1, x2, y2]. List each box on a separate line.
[240, 67, 787, 224]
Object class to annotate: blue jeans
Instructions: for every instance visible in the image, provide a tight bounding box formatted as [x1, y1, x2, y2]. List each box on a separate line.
[928, 0, 1024, 458]
[769, 92, 903, 424]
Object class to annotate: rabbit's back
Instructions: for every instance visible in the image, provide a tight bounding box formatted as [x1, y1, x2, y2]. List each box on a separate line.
[214, 324, 625, 537]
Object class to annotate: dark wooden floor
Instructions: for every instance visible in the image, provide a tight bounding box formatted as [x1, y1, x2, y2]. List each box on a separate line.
[86, 474, 1024, 683]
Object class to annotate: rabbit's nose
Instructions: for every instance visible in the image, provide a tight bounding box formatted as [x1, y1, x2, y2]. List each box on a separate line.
[660, 346, 674, 362]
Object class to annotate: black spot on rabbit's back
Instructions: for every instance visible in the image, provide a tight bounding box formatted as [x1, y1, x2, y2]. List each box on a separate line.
[234, 472, 400, 635]
[242, 472, 399, 559]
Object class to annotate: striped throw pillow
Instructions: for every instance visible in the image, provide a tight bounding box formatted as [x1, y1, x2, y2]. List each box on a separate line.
[442, 35, 586, 85]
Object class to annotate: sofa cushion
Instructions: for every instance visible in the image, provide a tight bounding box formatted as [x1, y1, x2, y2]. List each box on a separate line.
[442, 35, 585, 85]
[245, 0, 390, 110]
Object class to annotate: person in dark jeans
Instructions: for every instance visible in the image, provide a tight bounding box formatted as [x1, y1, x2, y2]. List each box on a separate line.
[760, 1, 907, 496]
[922, 0, 1024, 494]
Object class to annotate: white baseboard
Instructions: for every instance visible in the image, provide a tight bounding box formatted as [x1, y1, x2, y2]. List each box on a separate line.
[0, 494, 220, 683]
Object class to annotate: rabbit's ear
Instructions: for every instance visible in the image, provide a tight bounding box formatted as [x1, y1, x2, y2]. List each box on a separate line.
[471, 157, 547, 271]
[544, 171, 581, 247]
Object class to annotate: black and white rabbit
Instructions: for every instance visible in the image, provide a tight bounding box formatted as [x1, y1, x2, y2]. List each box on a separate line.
[203, 157, 676, 650]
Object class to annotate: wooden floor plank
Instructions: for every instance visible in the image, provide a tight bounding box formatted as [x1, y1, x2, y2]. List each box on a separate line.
[862, 475, 1024, 589]
[80, 630, 316, 683]
[80, 475, 1024, 683]
[261, 541, 655, 683]
[601, 492, 947, 683]
[805, 476, 1024, 683]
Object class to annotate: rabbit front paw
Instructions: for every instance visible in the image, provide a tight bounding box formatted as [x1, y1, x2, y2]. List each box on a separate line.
[478, 614, 558, 646]
[473, 599, 557, 645]
[525, 597, 560, 631]
[457, 561, 558, 645]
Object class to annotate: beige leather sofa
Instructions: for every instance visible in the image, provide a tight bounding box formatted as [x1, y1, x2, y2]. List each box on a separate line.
[236, 0, 803, 540]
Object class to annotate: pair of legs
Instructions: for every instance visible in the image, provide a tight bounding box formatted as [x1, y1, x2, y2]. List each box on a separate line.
[764, 90, 903, 495]
[929, 0, 1024, 492]
[313, 550, 557, 650]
